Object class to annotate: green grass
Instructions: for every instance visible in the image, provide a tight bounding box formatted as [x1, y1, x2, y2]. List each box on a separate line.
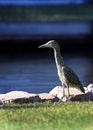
[0, 4, 93, 21]
[0, 102, 93, 130]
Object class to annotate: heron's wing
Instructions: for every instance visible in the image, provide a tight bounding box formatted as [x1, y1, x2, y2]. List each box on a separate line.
[63, 66, 85, 93]
[63, 66, 83, 87]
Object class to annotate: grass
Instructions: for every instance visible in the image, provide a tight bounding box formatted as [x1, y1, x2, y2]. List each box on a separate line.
[0, 102, 93, 130]
[0, 4, 93, 21]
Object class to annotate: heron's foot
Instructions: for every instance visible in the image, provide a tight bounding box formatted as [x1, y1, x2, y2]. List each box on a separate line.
[61, 95, 68, 102]
[61, 95, 74, 102]
[68, 94, 74, 99]
[66, 94, 74, 101]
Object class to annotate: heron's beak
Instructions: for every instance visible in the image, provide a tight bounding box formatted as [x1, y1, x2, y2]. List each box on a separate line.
[38, 43, 48, 48]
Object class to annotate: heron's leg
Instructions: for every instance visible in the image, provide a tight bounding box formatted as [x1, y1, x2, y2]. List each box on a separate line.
[67, 86, 70, 98]
[62, 84, 65, 97]
[63, 86, 65, 97]
[61, 84, 68, 102]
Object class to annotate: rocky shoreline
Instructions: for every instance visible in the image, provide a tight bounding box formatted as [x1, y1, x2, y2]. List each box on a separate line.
[0, 84, 93, 104]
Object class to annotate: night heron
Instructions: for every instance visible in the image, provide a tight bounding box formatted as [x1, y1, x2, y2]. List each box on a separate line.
[38, 40, 85, 99]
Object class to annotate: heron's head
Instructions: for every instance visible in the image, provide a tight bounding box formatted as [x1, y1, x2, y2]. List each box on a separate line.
[38, 40, 60, 50]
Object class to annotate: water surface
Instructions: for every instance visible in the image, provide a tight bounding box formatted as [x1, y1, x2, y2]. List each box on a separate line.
[0, 52, 92, 94]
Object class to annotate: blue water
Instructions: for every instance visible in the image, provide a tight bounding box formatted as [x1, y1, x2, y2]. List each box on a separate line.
[0, 52, 92, 94]
[0, 0, 86, 5]
[0, 22, 91, 36]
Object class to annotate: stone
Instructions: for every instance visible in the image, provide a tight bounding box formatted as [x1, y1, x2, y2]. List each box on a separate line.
[0, 91, 58, 104]
[38, 93, 59, 102]
[0, 83, 93, 104]
[13, 96, 41, 104]
[49, 84, 93, 102]
[0, 91, 37, 104]
[87, 83, 93, 93]
[49, 86, 84, 100]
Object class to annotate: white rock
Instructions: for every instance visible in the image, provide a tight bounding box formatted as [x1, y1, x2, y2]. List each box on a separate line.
[49, 86, 84, 100]
[0, 83, 93, 104]
[87, 84, 93, 93]
[38, 93, 55, 100]
[0, 91, 37, 104]
[0, 91, 57, 104]
[84, 87, 89, 93]
[49, 86, 63, 99]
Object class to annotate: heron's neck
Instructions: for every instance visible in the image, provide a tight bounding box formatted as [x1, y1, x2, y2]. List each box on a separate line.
[54, 48, 64, 68]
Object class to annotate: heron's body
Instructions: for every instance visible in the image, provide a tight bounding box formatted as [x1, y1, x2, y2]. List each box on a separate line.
[38, 40, 85, 98]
